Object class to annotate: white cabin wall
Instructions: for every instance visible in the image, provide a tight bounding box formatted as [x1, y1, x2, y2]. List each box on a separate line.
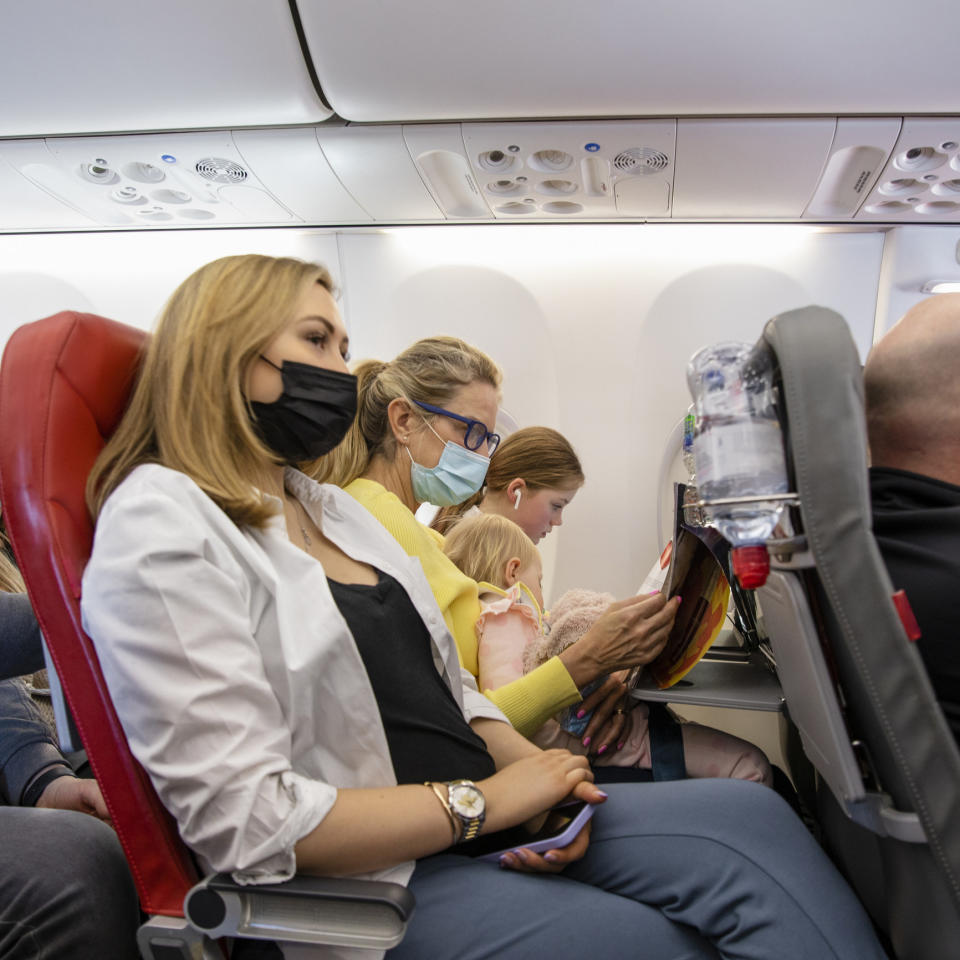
[335, 226, 885, 602]
[0, 230, 343, 343]
[874, 225, 960, 342]
[0, 224, 884, 604]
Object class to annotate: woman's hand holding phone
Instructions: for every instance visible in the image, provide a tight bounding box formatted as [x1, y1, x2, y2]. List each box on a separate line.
[478, 749, 598, 833]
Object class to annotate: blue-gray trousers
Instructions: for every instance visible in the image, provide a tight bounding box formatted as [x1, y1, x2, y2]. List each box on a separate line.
[391, 779, 886, 960]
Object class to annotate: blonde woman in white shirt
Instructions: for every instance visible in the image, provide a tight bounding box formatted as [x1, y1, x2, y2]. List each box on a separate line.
[81, 254, 886, 960]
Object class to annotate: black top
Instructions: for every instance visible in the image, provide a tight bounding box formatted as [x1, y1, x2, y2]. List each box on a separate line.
[871, 466, 960, 743]
[327, 570, 495, 785]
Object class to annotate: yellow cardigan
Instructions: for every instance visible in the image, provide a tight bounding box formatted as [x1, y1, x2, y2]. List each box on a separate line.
[345, 478, 580, 736]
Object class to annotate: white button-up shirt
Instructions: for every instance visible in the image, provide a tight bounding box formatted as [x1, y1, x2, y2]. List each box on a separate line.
[81, 464, 508, 891]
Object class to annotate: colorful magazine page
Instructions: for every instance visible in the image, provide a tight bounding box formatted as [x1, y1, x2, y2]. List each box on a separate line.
[640, 484, 731, 689]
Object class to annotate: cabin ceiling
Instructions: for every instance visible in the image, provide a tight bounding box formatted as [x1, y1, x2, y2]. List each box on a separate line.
[1, 0, 958, 230]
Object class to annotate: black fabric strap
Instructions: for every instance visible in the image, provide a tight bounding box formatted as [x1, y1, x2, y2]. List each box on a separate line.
[647, 702, 687, 782]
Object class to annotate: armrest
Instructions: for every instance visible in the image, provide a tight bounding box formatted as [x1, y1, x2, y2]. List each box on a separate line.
[184, 872, 415, 951]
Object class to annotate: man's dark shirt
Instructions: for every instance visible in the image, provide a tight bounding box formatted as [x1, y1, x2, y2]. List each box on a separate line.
[871, 466, 960, 743]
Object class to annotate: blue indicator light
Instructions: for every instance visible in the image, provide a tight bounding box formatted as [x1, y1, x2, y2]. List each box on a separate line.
[585, 142, 601, 152]
[160, 154, 177, 164]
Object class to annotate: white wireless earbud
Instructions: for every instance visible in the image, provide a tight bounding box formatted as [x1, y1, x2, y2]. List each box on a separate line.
[514, 489, 522, 510]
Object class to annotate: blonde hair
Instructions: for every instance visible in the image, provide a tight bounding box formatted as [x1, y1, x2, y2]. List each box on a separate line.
[442, 513, 539, 588]
[433, 426, 584, 531]
[314, 336, 502, 486]
[0, 515, 25, 593]
[86, 254, 334, 528]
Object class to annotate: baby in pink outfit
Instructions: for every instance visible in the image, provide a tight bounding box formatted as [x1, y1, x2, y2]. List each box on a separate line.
[443, 513, 772, 784]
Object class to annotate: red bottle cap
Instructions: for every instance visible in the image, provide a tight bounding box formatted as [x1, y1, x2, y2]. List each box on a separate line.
[731, 545, 770, 589]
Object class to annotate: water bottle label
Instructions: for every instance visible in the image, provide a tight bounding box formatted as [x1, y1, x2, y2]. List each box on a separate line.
[695, 420, 787, 494]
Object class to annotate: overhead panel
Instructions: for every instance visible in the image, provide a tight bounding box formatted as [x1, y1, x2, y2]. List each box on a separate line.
[5, 134, 299, 229]
[0, 143, 98, 231]
[403, 125, 491, 219]
[317, 126, 443, 221]
[460, 121, 675, 219]
[672, 119, 837, 219]
[856, 119, 960, 223]
[804, 118, 902, 220]
[232, 129, 371, 224]
[0, 0, 330, 137]
[297, 0, 957, 121]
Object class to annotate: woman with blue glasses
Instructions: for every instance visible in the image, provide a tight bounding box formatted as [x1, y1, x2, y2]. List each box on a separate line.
[316, 336, 680, 739]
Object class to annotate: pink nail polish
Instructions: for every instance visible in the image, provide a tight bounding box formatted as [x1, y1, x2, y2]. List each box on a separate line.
[598, 744, 608, 755]
[582, 736, 591, 748]
[676, 595, 683, 604]
[595, 790, 609, 799]
[576, 708, 586, 719]
[617, 741, 625, 751]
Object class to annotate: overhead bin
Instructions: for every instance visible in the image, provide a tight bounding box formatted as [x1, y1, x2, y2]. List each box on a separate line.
[672, 119, 836, 219]
[0, 0, 330, 137]
[297, 0, 956, 122]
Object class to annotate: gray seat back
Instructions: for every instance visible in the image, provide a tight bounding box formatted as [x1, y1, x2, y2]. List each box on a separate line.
[753, 306, 960, 959]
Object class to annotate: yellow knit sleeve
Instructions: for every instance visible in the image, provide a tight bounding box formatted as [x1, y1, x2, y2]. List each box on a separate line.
[483, 656, 581, 738]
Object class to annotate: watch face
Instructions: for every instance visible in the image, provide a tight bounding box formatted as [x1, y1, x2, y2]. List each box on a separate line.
[449, 782, 485, 818]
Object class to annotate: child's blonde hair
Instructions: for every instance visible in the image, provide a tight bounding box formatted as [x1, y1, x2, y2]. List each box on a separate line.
[443, 513, 539, 587]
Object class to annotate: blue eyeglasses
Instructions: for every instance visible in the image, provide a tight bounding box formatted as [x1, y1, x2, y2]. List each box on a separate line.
[414, 400, 501, 455]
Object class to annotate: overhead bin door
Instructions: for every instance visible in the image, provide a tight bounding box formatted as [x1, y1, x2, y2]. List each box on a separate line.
[296, 0, 956, 122]
[0, 0, 330, 137]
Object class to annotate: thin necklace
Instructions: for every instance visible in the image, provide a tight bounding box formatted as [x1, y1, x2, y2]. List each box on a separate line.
[290, 496, 313, 549]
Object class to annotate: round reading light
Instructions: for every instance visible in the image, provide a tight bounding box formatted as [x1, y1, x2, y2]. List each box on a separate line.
[933, 179, 960, 195]
[486, 179, 525, 196]
[537, 179, 578, 196]
[914, 201, 960, 215]
[863, 201, 911, 215]
[529, 149, 573, 172]
[893, 146, 946, 173]
[123, 161, 165, 183]
[111, 185, 146, 205]
[479, 150, 516, 173]
[495, 202, 535, 215]
[152, 188, 191, 204]
[878, 178, 922, 197]
[79, 161, 118, 185]
[541, 200, 583, 214]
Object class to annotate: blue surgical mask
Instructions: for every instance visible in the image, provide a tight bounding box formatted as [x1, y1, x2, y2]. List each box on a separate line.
[406, 423, 490, 506]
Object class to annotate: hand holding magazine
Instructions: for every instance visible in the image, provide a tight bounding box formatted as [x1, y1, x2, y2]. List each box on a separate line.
[635, 484, 731, 688]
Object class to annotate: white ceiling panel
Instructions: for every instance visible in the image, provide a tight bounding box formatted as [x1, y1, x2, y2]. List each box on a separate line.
[1, 0, 330, 136]
[298, 0, 955, 121]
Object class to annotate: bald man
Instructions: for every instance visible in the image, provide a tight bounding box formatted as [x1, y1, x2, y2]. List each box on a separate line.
[864, 292, 960, 743]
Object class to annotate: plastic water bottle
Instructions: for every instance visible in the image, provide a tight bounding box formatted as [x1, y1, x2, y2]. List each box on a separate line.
[686, 341, 788, 589]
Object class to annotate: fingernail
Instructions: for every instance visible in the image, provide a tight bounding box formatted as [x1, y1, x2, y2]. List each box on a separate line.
[543, 852, 558, 863]
[647, 590, 659, 596]
[617, 741, 625, 751]
[514, 848, 529, 863]
[576, 708, 586, 719]
[598, 744, 608, 755]
[498, 854, 509, 867]
[676, 595, 683, 604]
[595, 790, 609, 799]
[582, 736, 591, 748]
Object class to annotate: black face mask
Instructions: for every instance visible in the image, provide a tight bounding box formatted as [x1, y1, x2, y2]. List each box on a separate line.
[250, 357, 358, 463]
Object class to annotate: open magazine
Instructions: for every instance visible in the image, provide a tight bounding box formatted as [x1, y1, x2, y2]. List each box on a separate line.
[634, 484, 731, 688]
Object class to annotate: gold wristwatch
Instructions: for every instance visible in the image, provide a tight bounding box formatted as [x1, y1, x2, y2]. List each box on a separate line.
[425, 779, 486, 843]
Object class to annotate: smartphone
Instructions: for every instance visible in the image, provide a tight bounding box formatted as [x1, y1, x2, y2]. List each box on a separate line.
[460, 800, 596, 863]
